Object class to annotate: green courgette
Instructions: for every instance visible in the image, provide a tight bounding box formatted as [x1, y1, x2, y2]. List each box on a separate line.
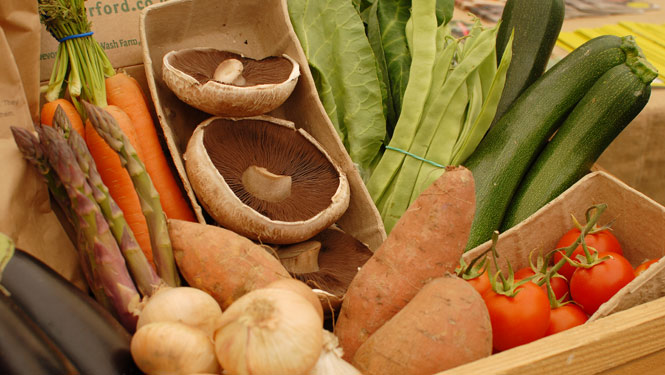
[464, 35, 641, 251]
[501, 56, 657, 230]
[494, 0, 565, 122]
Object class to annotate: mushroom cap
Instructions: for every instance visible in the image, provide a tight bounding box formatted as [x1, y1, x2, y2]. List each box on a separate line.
[184, 115, 350, 244]
[276, 226, 374, 312]
[162, 48, 300, 117]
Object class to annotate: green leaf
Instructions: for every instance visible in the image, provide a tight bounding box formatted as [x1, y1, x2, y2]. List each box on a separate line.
[366, 0, 397, 135]
[376, 0, 412, 136]
[288, 0, 386, 177]
[436, 0, 455, 26]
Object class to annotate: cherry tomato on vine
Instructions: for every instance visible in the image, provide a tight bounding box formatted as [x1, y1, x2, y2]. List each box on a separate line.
[545, 304, 588, 336]
[634, 259, 659, 277]
[514, 267, 570, 302]
[553, 227, 623, 281]
[483, 281, 551, 352]
[569, 252, 635, 315]
[466, 271, 491, 296]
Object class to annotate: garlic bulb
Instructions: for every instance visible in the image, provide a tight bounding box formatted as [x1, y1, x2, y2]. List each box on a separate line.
[137, 286, 223, 338]
[213, 287, 323, 375]
[308, 330, 362, 375]
[131, 321, 219, 375]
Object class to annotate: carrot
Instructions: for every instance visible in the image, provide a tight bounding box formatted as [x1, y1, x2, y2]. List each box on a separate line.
[352, 274, 492, 375]
[167, 219, 292, 310]
[105, 72, 196, 222]
[41, 98, 85, 139]
[86, 105, 154, 266]
[334, 166, 476, 360]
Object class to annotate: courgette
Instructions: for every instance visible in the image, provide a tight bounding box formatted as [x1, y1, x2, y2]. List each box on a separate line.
[494, 0, 565, 122]
[0, 247, 140, 375]
[464, 35, 640, 251]
[501, 57, 657, 230]
[0, 292, 76, 374]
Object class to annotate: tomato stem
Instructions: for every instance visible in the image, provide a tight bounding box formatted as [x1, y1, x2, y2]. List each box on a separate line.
[546, 204, 607, 279]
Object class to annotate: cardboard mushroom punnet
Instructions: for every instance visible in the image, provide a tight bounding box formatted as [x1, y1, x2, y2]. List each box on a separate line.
[162, 48, 300, 117]
[184, 115, 351, 244]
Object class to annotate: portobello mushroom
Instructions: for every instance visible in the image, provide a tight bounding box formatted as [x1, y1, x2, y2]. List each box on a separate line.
[162, 48, 300, 117]
[184, 115, 350, 244]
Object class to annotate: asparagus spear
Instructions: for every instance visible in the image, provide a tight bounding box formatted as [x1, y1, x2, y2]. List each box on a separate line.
[9, 126, 107, 309]
[83, 102, 180, 287]
[37, 124, 140, 331]
[53, 106, 162, 296]
[10, 126, 72, 225]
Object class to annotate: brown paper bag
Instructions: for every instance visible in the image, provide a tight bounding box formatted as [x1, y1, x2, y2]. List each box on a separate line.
[0, 2, 85, 289]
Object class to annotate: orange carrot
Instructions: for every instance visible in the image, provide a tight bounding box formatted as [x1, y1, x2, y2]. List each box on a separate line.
[106, 72, 196, 222]
[41, 98, 85, 139]
[86, 105, 154, 266]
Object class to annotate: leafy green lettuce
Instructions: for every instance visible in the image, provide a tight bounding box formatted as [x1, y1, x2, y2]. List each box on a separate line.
[288, 0, 386, 178]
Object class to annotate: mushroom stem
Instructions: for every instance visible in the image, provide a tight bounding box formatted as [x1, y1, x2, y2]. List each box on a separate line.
[213, 59, 246, 86]
[278, 241, 321, 273]
[242, 165, 292, 202]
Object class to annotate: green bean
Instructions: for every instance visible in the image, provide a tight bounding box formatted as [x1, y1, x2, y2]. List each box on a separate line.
[366, 0, 438, 213]
[382, 26, 497, 229]
[451, 31, 514, 165]
[408, 80, 469, 205]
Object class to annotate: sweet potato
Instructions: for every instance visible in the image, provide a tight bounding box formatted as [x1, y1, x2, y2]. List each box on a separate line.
[352, 274, 492, 375]
[167, 219, 291, 309]
[335, 166, 476, 360]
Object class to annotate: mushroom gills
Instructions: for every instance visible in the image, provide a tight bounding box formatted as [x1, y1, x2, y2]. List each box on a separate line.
[241, 165, 292, 203]
[201, 117, 341, 222]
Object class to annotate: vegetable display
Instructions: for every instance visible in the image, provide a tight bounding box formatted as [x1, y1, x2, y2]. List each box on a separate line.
[5, 0, 662, 374]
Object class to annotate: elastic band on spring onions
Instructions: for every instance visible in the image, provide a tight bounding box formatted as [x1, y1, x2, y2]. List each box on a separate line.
[57, 31, 94, 43]
[384, 146, 445, 168]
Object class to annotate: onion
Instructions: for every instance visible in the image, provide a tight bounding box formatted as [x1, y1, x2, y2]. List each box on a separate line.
[214, 287, 323, 375]
[131, 321, 219, 375]
[137, 286, 223, 338]
[308, 330, 361, 375]
[265, 278, 324, 322]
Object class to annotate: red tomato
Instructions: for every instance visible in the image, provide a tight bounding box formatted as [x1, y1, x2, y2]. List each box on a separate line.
[634, 259, 659, 277]
[553, 228, 623, 281]
[466, 271, 491, 296]
[569, 252, 635, 315]
[483, 282, 551, 352]
[545, 304, 588, 336]
[514, 267, 569, 302]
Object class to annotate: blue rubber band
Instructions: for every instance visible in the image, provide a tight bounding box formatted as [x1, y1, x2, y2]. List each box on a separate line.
[385, 145, 445, 168]
[57, 31, 94, 43]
